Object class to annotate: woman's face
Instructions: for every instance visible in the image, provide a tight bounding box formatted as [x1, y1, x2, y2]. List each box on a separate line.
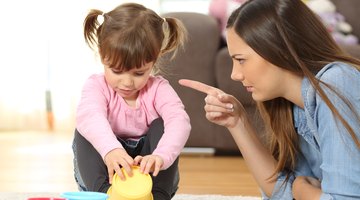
[226, 28, 292, 102]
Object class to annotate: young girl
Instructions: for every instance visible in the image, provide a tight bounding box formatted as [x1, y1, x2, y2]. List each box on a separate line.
[180, 0, 360, 199]
[73, 3, 191, 200]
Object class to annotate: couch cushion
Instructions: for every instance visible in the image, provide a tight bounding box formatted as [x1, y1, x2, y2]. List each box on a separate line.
[340, 44, 360, 59]
[161, 12, 221, 147]
[331, 0, 360, 39]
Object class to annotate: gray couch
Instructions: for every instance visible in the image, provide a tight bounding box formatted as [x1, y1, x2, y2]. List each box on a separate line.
[331, 0, 360, 58]
[161, 0, 360, 154]
[161, 12, 261, 154]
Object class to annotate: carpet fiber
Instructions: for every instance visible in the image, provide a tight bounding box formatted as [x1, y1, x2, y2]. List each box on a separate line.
[0, 193, 261, 200]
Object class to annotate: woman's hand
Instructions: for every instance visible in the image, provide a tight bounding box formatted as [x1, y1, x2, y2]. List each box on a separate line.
[104, 148, 134, 183]
[179, 79, 247, 128]
[292, 176, 321, 200]
[134, 155, 164, 176]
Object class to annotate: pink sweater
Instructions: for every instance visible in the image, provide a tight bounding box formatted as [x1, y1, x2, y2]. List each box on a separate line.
[76, 74, 191, 169]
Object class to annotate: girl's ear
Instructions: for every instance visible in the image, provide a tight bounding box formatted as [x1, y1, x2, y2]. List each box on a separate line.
[101, 58, 110, 66]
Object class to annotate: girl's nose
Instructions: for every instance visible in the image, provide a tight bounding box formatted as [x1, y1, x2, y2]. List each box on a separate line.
[121, 76, 134, 88]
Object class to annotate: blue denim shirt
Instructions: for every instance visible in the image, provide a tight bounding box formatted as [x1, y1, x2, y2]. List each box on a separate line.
[263, 62, 360, 200]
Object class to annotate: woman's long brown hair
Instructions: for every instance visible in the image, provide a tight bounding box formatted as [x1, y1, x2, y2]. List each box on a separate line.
[227, 0, 360, 182]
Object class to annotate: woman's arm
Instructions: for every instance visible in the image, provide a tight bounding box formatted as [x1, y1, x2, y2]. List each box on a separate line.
[292, 176, 321, 200]
[222, 95, 278, 197]
[179, 79, 277, 197]
[315, 63, 360, 199]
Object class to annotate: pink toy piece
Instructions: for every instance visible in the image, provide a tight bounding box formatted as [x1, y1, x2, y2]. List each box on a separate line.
[209, 0, 247, 38]
[27, 198, 67, 200]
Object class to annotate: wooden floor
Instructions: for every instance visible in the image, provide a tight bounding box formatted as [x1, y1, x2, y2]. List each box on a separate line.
[0, 131, 260, 196]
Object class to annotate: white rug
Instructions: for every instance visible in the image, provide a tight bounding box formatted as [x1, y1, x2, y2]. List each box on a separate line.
[174, 194, 261, 200]
[0, 193, 261, 200]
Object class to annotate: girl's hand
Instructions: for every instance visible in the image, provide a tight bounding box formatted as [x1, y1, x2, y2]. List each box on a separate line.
[134, 155, 164, 176]
[104, 148, 134, 183]
[179, 79, 247, 128]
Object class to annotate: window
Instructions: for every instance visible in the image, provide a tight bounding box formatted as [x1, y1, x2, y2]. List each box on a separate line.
[159, 0, 211, 14]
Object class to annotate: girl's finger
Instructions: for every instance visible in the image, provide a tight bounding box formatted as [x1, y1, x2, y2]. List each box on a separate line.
[123, 155, 135, 166]
[113, 162, 125, 181]
[143, 159, 154, 175]
[134, 155, 142, 165]
[139, 157, 147, 173]
[120, 161, 133, 178]
[152, 160, 162, 177]
[107, 166, 114, 184]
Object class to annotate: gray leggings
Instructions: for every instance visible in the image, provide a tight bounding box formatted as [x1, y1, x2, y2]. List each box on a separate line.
[72, 118, 179, 200]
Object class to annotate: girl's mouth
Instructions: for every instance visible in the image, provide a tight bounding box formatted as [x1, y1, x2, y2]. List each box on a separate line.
[118, 89, 134, 96]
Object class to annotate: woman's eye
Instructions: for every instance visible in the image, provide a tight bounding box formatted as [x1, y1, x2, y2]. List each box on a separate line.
[235, 58, 245, 64]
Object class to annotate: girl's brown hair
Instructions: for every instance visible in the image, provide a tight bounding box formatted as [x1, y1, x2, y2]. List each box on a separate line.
[227, 0, 360, 182]
[83, 3, 187, 74]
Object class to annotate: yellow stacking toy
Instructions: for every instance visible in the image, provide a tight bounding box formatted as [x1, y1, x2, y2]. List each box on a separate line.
[107, 166, 153, 200]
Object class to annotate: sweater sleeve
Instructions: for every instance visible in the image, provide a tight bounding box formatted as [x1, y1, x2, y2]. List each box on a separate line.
[151, 78, 191, 169]
[76, 74, 123, 159]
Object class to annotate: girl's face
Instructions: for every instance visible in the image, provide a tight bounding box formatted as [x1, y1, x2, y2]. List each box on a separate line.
[103, 61, 154, 102]
[226, 28, 294, 102]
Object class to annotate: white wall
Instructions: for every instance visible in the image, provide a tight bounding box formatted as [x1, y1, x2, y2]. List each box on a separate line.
[0, 0, 209, 131]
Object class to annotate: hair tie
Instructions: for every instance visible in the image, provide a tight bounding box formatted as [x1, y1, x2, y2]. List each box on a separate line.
[161, 18, 169, 51]
[97, 13, 105, 25]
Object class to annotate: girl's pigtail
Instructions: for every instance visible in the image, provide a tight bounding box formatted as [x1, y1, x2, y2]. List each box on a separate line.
[160, 17, 187, 58]
[83, 9, 104, 50]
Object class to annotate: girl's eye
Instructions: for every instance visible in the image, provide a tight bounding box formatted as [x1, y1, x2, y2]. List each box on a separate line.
[135, 72, 145, 76]
[111, 70, 122, 74]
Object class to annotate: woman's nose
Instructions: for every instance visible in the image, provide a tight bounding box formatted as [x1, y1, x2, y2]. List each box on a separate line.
[231, 67, 244, 82]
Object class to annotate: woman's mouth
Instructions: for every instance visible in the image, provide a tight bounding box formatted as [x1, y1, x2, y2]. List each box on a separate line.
[245, 86, 254, 92]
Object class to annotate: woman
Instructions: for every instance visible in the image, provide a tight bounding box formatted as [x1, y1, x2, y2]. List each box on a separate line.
[179, 0, 360, 199]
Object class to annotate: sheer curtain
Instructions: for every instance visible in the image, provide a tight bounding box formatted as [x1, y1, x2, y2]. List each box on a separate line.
[0, 0, 160, 132]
